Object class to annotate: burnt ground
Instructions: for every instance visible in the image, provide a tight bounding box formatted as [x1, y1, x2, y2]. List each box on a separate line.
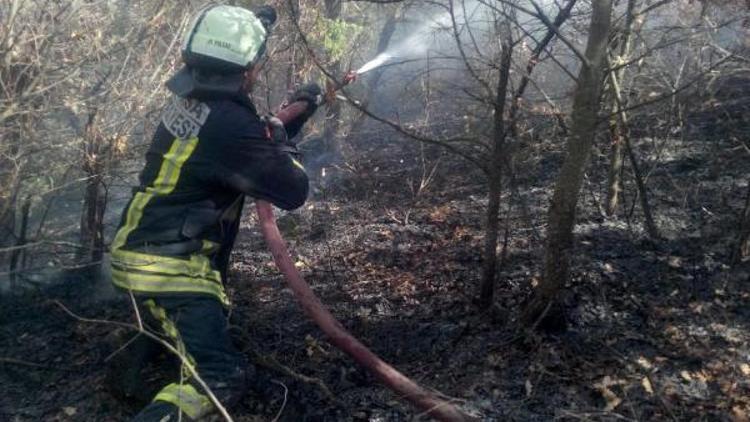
[1, 128, 749, 421]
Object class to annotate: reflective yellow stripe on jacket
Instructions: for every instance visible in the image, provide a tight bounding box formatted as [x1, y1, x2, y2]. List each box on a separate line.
[110, 137, 229, 305]
[112, 137, 199, 250]
[112, 249, 221, 282]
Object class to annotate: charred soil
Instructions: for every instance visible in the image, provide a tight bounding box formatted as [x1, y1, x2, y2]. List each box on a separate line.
[1, 131, 749, 421]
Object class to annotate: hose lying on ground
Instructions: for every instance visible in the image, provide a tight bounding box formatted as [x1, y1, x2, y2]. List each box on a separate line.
[255, 200, 474, 422]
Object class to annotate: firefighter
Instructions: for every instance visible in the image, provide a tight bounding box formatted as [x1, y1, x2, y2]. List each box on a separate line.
[109, 5, 320, 420]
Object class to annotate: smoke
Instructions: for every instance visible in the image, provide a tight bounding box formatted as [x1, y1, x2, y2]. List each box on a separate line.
[354, 2, 482, 74]
[355, 0, 566, 75]
[0, 254, 120, 304]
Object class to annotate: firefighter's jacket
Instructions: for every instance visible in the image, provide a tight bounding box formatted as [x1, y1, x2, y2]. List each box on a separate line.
[110, 93, 308, 306]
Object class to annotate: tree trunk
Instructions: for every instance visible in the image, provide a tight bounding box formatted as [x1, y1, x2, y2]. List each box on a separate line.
[610, 68, 660, 241]
[0, 176, 19, 249]
[605, 0, 636, 216]
[286, 0, 300, 91]
[733, 181, 750, 265]
[79, 112, 107, 263]
[80, 170, 106, 263]
[323, 0, 343, 158]
[9, 197, 30, 291]
[478, 29, 513, 308]
[0, 122, 22, 249]
[523, 0, 614, 328]
[605, 97, 625, 216]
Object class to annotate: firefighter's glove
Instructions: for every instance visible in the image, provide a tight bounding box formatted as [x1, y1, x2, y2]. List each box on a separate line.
[266, 116, 288, 144]
[284, 83, 322, 139]
[263, 115, 300, 157]
[255, 6, 277, 31]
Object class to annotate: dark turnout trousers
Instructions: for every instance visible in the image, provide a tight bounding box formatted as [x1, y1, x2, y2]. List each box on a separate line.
[131, 296, 247, 421]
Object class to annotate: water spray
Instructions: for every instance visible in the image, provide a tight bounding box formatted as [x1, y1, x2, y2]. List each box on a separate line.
[355, 53, 394, 75]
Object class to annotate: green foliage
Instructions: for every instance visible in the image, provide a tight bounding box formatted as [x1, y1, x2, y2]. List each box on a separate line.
[315, 17, 361, 61]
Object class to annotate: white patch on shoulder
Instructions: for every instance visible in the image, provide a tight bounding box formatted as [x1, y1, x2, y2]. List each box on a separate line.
[161, 97, 211, 139]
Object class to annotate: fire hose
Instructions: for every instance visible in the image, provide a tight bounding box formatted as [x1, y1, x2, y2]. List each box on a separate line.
[254, 73, 474, 422]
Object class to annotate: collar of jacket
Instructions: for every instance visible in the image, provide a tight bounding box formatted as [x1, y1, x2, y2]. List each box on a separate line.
[166, 66, 258, 112]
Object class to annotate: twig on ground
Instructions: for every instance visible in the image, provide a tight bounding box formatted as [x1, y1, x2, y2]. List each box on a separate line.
[129, 291, 143, 331]
[104, 332, 143, 362]
[529, 300, 553, 333]
[415, 397, 471, 420]
[557, 409, 636, 421]
[270, 379, 289, 422]
[646, 374, 678, 422]
[0, 356, 73, 371]
[249, 349, 342, 406]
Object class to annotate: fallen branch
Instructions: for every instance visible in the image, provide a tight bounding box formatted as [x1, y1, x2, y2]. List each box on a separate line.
[249, 349, 341, 406]
[0, 356, 73, 371]
[270, 380, 289, 422]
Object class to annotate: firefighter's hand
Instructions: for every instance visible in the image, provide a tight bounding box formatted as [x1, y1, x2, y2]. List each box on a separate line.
[290, 83, 323, 108]
[265, 116, 300, 155]
[266, 116, 288, 144]
[284, 83, 322, 139]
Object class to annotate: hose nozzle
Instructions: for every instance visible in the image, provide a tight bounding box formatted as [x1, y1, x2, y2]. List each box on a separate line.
[342, 70, 358, 86]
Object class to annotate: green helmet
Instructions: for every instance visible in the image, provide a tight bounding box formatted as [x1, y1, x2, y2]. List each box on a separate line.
[181, 5, 276, 73]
